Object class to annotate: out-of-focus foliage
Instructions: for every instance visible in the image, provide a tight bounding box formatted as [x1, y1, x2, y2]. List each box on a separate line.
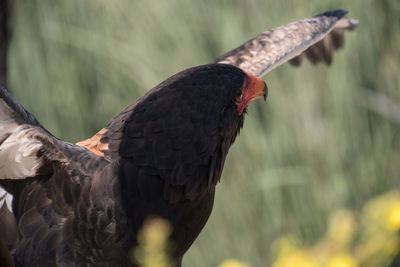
[133, 192, 400, 266]
[134, 218, 251, 267]
[132, 218, 172, 267]
[6, 0, 400, 266]
[219, 259, 251, 267]
[272, 191, 400, 267]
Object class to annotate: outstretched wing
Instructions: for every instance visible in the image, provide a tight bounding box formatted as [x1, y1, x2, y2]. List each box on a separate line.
[0, 87, 122, 265]
[215, 10, 358, 77]
[0, 86, 104, 182]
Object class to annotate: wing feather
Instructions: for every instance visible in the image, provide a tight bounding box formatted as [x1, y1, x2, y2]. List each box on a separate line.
[215, 10, 358, 77]
[0, 86, 105, 181]
[0, 86, 119, 265]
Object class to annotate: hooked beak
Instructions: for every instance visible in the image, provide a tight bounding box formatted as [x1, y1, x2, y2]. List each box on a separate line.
[237, 73, 268, 115]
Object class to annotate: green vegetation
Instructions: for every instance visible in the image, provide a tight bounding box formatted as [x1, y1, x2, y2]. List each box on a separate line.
[271, 190, 400, 267]
[7, 0, 400, 266]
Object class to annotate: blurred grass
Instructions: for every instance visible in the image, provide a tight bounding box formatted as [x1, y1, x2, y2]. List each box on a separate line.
[6, 0, 400, 266]
[271, 190, 400, 267]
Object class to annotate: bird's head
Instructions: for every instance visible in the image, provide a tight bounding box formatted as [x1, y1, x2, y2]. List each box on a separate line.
[155, 63, 268, 121]
[235, 70, 268, 116]
[144, 64, 268, 142]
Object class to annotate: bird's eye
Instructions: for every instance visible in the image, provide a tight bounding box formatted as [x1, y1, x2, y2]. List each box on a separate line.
[236, 87, 243, 99]
[235, 92, 243, 104]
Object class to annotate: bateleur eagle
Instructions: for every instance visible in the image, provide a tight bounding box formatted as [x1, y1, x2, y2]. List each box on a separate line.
[0, 10, 357, 267]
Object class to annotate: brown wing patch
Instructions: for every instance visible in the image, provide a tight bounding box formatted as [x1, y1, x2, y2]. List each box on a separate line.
[289, 18, 357, 67]
[215, 11, 357, 77]
[76, 128, 109, 157]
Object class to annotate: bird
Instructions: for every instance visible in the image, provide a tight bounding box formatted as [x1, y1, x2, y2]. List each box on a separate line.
[0, 10, 357, 267]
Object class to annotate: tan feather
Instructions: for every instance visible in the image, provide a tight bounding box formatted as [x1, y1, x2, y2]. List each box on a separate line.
[215, 10, 358, 77]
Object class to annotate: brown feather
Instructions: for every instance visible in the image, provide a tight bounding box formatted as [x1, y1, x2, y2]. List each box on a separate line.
[216, 11, 357, 76]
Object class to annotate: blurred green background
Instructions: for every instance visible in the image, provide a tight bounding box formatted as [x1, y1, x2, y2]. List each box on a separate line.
[6, 0, 400, 266]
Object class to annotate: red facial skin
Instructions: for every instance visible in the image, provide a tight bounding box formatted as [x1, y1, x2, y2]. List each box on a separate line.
[236, 73, 268, 115]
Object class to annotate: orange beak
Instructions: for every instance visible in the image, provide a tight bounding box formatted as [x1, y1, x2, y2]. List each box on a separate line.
[237, 73, 268, 115]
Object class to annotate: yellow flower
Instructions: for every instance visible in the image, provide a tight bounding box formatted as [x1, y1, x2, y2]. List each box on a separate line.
[327, 210, 356, 246]
[272, 234, 299, 257]
[363, 191, 400, 234]
[386, 201, 400, 232]
[132, 218, 172, 267]
[326, 253, 358, 267]
[273, 250, 318, 267]
[219, 259, 250, 267]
